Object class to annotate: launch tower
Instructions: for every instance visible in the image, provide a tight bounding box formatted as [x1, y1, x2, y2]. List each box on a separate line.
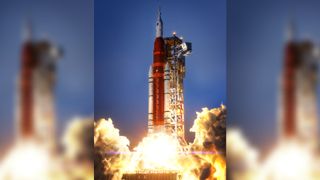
[148, 9, 192, 142]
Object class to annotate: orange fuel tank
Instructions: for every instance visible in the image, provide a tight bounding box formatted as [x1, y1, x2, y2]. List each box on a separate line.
[152, 36, 166, 126]
[20, 41, 37, 138]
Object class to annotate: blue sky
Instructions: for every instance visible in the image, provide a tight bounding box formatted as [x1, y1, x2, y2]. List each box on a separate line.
[95, 0, 226, 146]
[228, 0, 320, 151]
[0, 0, 93, 150]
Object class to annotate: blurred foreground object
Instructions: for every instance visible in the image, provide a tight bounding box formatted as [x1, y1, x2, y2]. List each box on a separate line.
[279, 22, 318, 150]
[17, 21, 62, 151]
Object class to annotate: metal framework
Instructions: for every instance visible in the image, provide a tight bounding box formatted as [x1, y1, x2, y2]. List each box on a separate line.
[164, 35, 191, 143]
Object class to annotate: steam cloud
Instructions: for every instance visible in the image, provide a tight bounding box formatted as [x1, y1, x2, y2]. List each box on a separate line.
[94, 118, 130, 179]
[94, 105, 226, 180]
[227, 128, 259, 180]
[0, 117, 94, 180]
[227, 128, 320, 180]
[190, 105, 226, 157]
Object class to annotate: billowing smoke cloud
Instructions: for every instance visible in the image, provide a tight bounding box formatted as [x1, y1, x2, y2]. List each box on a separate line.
[226, 128, 259, 180]
[0, 141, 51, 180]
[60, 117, 94, 179]
[190, 105, 226, 157]
[227, 128, 320, 180]
[94, 105, 226, 180]
[189, 105, 226, 180]
[94, 118, 130, 179]
[0, 117, 94, 180]
[62, 117, 94, 162]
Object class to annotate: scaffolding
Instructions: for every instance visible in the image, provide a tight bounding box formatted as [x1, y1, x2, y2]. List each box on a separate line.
[164, 35, 191, 144]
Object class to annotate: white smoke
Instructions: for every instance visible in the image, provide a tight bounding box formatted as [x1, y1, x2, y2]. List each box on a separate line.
[227, 128, 259, 180]
[0, 141, 51, 180]
[189, 105, 227, 180]
[62, 117, 93, 162]
[94, 105, 226, 180]
[190, 105, 226, 157]
[94, 118, 130, 179]
[60, 117, 94, 179]
[227, 128, 320, 180]
[0, 117, 94, 180]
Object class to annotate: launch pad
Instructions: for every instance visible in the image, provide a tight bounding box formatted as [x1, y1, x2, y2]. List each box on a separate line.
[122, 170, 180, 180]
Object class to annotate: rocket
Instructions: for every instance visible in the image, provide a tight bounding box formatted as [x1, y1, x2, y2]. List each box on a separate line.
[19, 21, 37, 138]
[148, 8, 191, 137]
[282, 32, 296, 138]
[280, 21, 318, 144]
[148, 9, 169, 132]
[17, 22, 62, 145]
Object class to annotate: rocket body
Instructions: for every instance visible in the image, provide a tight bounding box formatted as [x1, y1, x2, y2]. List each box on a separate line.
[282, 42, 297, 138]
[152, 37, 166, 127]
[20, 41, 36, 138]
[280, 27, 318, 147]
[148, 8, 167, 132]
[17, 23, 62, 147]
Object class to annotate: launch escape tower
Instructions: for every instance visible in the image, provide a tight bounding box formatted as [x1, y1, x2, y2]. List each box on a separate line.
[148, 8, 192, 143]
